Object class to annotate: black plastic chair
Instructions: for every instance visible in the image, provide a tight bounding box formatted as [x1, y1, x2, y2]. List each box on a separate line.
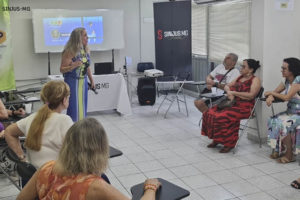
[5, 147, 36, 188]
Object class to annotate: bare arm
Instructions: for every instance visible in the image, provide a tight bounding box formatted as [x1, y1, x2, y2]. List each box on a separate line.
[267, 83, 300, 102]
[264, 82, 285, 106]
[224, 76, 239, 92]
[5, 123, 26, 160]
[16, 170, 39, 200]
[227, 77, 261, 100]
[206, 74, 215, 90]
[86, 179, 130, 200]
[0, 99, 9, 119]
[87, 67, 95, 89]
[60, 52, 82, 74]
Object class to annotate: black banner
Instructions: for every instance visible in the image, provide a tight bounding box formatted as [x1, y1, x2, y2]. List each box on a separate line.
[154, 1, 192, 79]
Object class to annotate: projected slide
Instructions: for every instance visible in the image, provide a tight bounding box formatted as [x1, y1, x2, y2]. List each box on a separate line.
[84, 16, 104, 44]
[43, 16, 103, 46]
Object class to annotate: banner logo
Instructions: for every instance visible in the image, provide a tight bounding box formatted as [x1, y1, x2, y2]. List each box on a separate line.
[0, 30, 6, 44]
[95, 82, 109, 90]
[157, 29, 189, 40]
[157, 29, 163, 40]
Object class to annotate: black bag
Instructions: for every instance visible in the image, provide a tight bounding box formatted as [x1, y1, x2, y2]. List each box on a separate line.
[137, 62, 154, 72]
[217, 98, 236, 110]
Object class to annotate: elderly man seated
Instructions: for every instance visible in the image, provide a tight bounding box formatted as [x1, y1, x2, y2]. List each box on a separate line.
[194, 53, 240, 113]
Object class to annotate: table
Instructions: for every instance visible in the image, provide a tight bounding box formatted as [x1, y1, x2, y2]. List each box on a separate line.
[131, 178, 190, 200]
[48, 74, 132, 115]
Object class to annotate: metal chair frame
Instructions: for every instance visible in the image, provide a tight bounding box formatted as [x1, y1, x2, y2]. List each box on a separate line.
[156, 73, 191, 118]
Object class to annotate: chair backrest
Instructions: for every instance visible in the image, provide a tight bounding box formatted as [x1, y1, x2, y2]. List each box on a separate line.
[256, 87, 264, 99]
[137, 62, 154, 72]
[5, 147, 36, 180]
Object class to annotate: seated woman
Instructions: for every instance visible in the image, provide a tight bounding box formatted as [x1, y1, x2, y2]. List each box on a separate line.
[265, 57, 300, 163]
[201, 59, 261, 153]
[16, 118, 161, 200]
[0, 99, 25, 138]
[4, 80, 73, 168]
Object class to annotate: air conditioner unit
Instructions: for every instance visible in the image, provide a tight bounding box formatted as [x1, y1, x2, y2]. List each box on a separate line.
[193, 0, 226, 4]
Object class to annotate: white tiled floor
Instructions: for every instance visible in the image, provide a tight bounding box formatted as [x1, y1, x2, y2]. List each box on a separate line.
[1, 95, 300, 200]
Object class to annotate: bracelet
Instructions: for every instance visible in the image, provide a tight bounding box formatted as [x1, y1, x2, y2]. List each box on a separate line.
[214, 82, 219, 88]
[144, 184, 157, 191]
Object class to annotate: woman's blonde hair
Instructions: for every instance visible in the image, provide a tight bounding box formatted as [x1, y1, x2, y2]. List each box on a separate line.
[62, 27, 87, 57]
[58, 118, 109, 175]
[25, 81, 70, 151]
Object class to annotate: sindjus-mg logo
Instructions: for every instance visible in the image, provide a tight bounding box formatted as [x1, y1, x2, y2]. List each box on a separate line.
[0, 30, 6, 44]
[157, 29, 189, 40]
[157, 29, 163, 40]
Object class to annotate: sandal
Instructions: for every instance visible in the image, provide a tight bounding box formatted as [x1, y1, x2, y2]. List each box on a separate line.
[269, 152, 280, 159]
[277, 156, 295, 164]
[291, 180, 300, 189]
[207, 141, 219, 148]
[219, 146, 233, 153]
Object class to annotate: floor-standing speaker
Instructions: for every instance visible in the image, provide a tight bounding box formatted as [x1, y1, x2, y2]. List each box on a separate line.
[137, 77, 156, 105]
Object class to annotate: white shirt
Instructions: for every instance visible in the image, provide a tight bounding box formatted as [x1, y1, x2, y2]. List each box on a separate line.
[17, 112, 73, 168]
[210, 64, 240, 94]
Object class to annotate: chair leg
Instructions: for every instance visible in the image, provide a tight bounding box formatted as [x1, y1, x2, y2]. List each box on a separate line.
[164, 98, 176, 118]
[183, 93, 189, 117]
[254, 110, 262, 148]
[0, 164, 21, 191]
[176, 95, 181, 112]
[198, 118, 202, 126]
[157, 95, 168, 114]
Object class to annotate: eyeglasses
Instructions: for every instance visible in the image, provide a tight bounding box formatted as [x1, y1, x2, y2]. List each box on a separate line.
[281, 66, 288, 71]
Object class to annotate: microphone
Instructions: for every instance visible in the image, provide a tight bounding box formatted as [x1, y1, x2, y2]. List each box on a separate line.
[88, 82, 98, 94]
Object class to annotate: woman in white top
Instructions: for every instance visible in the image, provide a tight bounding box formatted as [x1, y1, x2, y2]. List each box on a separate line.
[4, 80, 73, 168]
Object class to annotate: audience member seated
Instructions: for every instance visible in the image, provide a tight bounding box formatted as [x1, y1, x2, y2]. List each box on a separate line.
[201, 59, 261, 153]
[16, 118, 161, 200]
[0, 99, 25, 138]
[265, 57, 300, 163]
[4, 80, 73, 168]
[194, 53, 240, 113]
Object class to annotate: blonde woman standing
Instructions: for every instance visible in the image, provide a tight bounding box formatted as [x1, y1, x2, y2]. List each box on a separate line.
[60, 27, 95, 122]
[4, 80, 73, 169]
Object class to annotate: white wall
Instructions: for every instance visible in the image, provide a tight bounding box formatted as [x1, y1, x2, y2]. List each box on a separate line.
[9, 0, 142, 85]
[248, 0, 300, 141]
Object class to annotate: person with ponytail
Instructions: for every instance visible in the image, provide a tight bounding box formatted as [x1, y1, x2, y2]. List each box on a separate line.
[4, 80, 73, 168]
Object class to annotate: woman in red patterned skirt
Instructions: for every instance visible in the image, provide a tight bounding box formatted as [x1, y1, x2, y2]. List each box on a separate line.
[201, 59, 261, 153]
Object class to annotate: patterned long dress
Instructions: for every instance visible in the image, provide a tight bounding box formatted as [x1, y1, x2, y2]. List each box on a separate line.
[201, 75, 256, 148]
[63, 49, 90, 122]
[267, 76, 300, 155]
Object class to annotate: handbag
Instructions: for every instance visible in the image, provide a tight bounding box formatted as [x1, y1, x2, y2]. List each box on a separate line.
[217, 98, 236, 110]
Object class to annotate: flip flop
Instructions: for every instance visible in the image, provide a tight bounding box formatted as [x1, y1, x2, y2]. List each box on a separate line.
[277, 156, 295, 164]
[291, 180, 300, 189]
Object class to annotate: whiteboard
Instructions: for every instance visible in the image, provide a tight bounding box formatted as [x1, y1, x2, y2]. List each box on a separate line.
[32, 9, 124, 53]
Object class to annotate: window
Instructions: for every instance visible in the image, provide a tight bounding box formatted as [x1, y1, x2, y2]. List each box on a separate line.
[192, 0, 251, 63]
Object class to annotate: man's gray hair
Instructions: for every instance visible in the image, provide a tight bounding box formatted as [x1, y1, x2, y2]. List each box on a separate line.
[228, 53, 238, 63]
